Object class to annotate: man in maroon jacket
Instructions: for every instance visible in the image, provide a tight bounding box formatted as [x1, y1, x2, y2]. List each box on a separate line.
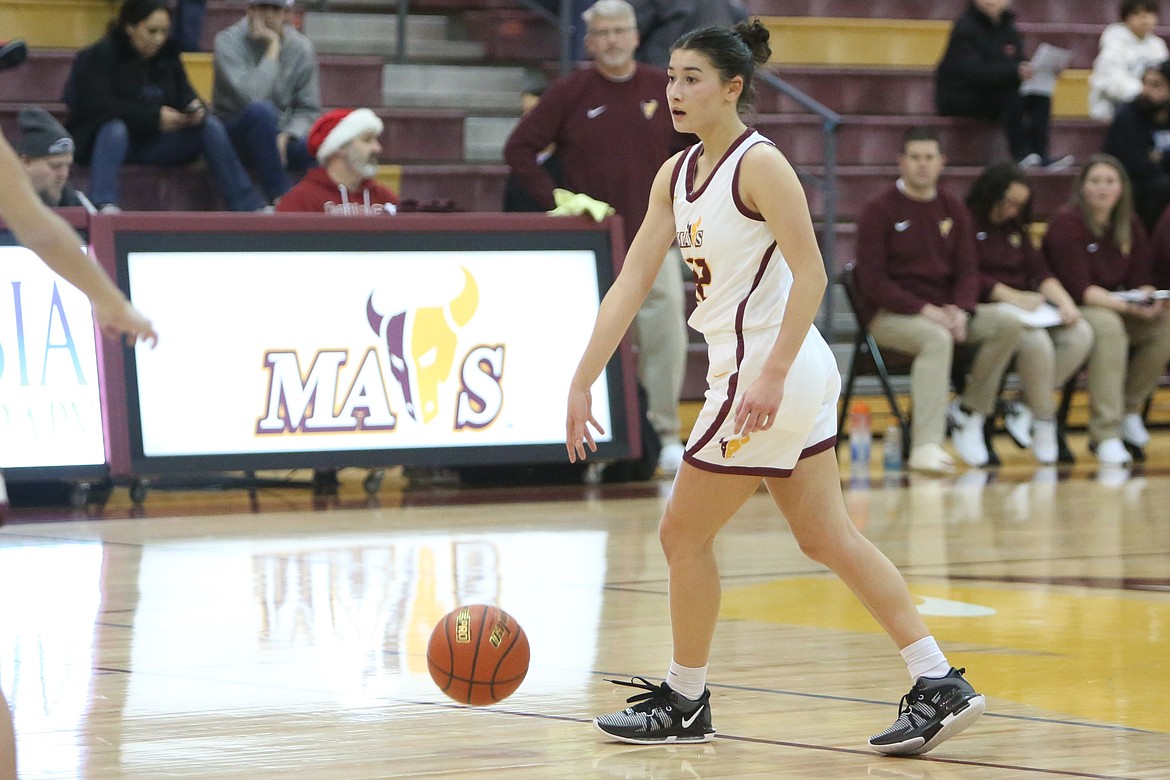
[503, 0, 691, 475]
[854, 127, 1023, 474]
[276, 107, 397, 214]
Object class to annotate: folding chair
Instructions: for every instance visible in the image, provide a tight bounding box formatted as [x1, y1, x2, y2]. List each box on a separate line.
[837, 263, 993, 463]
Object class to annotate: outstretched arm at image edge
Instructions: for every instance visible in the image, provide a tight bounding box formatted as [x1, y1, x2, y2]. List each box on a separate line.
[0, 132, 157, 345]
[565, 156, 678, 461]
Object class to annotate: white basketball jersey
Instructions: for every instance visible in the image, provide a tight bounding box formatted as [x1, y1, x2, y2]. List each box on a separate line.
[671, 129, 790, 340]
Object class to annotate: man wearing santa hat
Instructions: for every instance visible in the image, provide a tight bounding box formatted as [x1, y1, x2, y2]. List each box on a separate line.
[275, 107, 397, 214]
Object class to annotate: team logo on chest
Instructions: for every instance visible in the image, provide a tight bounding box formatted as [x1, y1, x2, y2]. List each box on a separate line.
[641, 99, 659, 119]
[939, 217, 954, 237]
[677, 217, 703, 248]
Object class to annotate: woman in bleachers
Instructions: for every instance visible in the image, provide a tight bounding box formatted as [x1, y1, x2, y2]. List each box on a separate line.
[1041, 154, 1170, 464]
[965, 162, 1093, 463]
[65, 0, 265, 212]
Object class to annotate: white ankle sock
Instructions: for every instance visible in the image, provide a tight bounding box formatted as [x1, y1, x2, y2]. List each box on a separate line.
[900, 636, 951, 682]
[665, 660, 707, 701]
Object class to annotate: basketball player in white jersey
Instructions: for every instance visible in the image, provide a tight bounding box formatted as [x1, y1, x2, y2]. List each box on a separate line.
[565, 20, 985, 756]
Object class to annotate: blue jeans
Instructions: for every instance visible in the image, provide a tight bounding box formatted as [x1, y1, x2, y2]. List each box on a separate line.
[173, 0, 207, 52]
[223, 101, 314, 202]
[88, 116, 265, 211]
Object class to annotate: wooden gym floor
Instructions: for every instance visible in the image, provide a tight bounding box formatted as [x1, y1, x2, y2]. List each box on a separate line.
[1, 431, 1168, 778]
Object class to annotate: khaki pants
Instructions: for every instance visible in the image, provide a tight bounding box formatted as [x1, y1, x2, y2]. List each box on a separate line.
[1014, 319, 1094, 419]
[632, 247, 687, 444]
[868, 305, 1023, 448]
[1079, 306, 1170, 443]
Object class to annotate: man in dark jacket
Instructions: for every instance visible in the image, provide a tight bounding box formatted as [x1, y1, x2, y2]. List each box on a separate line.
[935, 0, 1070, 169]
[16, 108, 91, 209]
[1103, 60, 1170, 230]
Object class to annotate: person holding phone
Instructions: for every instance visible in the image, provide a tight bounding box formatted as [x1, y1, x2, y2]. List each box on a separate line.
[64, 0, 265, 212]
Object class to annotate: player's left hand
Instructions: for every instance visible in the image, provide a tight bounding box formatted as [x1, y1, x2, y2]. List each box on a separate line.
[734, 374, 783, 436]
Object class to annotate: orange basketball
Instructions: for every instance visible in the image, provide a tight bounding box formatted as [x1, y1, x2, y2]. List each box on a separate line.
[427, 604, 530, 705]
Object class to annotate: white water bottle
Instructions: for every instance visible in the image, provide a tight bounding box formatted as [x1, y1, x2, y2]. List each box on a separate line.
[849, 402, 872, 472]
[883, 424, 903, 471]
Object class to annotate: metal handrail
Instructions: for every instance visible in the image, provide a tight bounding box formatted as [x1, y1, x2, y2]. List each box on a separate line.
[756, 69, 843, 338]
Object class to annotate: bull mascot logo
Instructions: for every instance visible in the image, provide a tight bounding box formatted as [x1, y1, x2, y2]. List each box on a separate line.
[366, 267, 479, 424]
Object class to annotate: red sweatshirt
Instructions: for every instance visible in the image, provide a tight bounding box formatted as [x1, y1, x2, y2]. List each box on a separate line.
[972, 218, 1054, 301]
[854, 183, 980, 324]
[503, 63, 690, 250]
[1041, 206, 1151, 302]
[275, 168, 399, 214]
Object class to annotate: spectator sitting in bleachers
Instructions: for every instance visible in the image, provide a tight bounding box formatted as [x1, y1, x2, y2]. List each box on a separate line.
[275, 107, 397, 214]
[1103, 60, 1170, 230]
[1089, 0, 1169, 123]
[935, 0, 1072, 170]
[16, 107, 93, 210]
[965, 162, 1093, 464]
[854, 127, 1024, 474]
[212, 0, 320, 206]
[1041, 154, 1170, 464]
[64, 0, 266, 212]
[502, 86, 561, 212]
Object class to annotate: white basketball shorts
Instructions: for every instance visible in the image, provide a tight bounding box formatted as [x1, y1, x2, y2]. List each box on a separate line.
[684, 326, 840, 477]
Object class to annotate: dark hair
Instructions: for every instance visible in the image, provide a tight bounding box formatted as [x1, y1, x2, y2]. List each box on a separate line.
[110, 0, 170, 36]
[901, 126, 942, 154]
[671, 19, 772, 110]
[966, 162, 1032, 227]
[1121, 0, 1160, 20]
[1071, 153, 1135, 254]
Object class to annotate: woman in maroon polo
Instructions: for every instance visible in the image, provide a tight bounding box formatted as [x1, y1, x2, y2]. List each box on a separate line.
[966, 162, 1092, 463]
[1041, 154, 1170, 464]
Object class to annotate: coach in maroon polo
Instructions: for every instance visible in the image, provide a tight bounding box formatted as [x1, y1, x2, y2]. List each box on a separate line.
[854, 127, 1022, 474]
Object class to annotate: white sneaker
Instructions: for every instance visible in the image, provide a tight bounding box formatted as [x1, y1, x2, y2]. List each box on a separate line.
[1044, 154, 1076, 172]
[908, 443, 956, 475]
[1097, 465, 1130, 487]
[97, 203, 122, 214]
[1121, 413, 1150, 448]
[948, 400, 988, 466]
[1018, 153, 1043, 169]
[1030, 418, 1058, 464]
[1094, 437, 1132, 465]
[1003, 401, 1033, 448]
[658, 442, 685, 475]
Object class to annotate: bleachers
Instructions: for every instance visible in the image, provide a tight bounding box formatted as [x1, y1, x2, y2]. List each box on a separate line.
[6, 0, 1166, 419]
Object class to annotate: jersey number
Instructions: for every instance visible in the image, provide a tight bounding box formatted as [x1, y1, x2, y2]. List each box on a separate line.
[685, 257, 711, 303]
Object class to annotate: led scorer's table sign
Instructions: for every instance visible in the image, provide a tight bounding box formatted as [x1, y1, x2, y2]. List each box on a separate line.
[98, 215, 637, 475]
[0, 239, 106, 477]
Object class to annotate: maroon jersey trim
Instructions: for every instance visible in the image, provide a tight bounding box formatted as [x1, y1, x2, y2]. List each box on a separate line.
[684, 127, 756, 203]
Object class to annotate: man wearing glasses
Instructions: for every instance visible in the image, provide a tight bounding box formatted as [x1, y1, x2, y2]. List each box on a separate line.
[505, 0, 693, 477]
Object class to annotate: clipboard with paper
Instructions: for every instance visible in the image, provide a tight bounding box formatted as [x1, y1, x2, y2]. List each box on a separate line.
[1020, 43, 1073, 97]
[994, 301, 1064, 328]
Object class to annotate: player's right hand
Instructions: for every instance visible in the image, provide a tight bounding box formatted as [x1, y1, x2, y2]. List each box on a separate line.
[566, 385, 604, 462]
[93, 298, 158, 348]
